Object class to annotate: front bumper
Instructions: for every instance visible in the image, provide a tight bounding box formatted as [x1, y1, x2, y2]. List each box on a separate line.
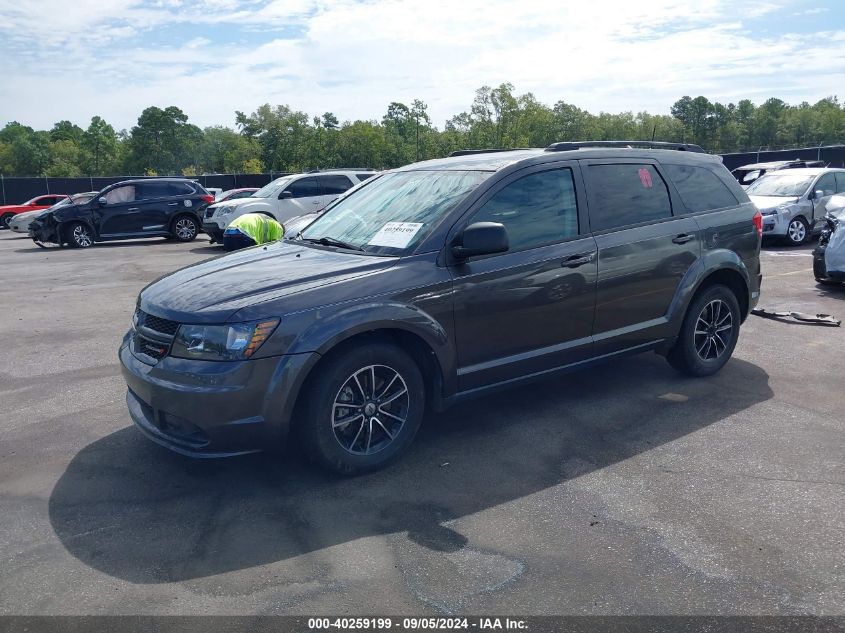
[201, 222, 224, 242]
[119, 335, 317, 457]
[760, 213, 787, 236]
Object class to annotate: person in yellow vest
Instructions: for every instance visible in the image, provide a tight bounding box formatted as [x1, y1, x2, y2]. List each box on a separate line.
[222, 213, 285, 251]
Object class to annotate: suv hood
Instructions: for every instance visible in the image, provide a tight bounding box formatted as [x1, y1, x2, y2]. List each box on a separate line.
[749, 195, 800, 211]
[139, 240, 397, 323]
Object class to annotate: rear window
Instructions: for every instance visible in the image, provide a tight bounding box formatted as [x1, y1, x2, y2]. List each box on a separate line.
[168, 182, 196, 196]
[587, 164, 672, 231]
[663, 164, 739, 213]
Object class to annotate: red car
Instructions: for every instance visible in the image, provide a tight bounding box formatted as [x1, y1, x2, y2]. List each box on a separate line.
[215, 187, 258, 203]
[0, 194, 69, 229]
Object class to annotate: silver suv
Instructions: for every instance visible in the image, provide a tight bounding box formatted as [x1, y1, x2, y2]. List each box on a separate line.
[202, 170, 376, 243]
[746, 167, 845, 245]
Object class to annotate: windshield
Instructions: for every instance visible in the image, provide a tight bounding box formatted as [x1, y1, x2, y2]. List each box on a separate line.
[746, 174, 815, 197]
[252, 176, 295, 199]
[300, 170, 490, 255]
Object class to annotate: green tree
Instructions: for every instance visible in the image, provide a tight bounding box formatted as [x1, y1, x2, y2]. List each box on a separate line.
[81, 116, 119, 175]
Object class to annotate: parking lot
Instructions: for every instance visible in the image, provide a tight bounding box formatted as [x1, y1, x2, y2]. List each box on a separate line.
[0, 231, 842, 615]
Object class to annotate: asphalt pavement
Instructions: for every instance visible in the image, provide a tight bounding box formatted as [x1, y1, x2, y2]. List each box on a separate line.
[0, 231, 842, 615]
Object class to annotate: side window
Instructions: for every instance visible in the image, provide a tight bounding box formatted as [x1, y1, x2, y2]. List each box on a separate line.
[356, 173, 375, 182]
[469, 168, 579, 252]
[137, 182, 173, 199]
[835, 173, 845, 194]
[816, 173, 836, 196]
[168, 182, 195, 196]
[587, 164, 672, 231]
[103, 185, 136, 204]
[318, 174, 354, 195]
[663, 164, 739, 213]
[286, 177, 319, 199]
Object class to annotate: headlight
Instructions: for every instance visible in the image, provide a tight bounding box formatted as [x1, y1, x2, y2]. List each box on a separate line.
[219, 205, 234, 216]
[776, 204, 793, 214]
[170, 319, 279, 361]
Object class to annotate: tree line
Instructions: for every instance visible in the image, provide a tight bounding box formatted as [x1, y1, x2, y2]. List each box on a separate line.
[1, 84, 844, 178]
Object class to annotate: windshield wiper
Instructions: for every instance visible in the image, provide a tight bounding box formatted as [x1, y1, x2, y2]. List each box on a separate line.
[301, 236, 365, 252]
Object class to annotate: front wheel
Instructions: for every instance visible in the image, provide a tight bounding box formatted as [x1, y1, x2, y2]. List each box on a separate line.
[297, 342, 425, 475]
[0, 213, 14, 229]
[667, 284, 741, 377]
[172, 215, 199, 242]
[66, 222, 94, 248]
[784, 217, 809, 246]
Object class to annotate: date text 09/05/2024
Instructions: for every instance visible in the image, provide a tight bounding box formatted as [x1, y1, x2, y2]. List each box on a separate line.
[307, 618, 528, 630]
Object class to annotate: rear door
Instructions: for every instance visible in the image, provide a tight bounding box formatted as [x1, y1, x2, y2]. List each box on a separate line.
[583, 160, 701, 355]
[449, 162, 597, 391]
[134, 182, 173, 233]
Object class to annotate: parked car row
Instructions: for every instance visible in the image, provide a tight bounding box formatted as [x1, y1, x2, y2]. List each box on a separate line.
[0, 194, 70, 229]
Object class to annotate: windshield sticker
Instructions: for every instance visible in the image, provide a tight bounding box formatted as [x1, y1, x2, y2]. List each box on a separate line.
[638, 168, 653, 188]
[368, 222, 424, 248]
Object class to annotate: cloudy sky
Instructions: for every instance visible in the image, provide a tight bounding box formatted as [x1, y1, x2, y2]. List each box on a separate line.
[1, 0, 843, 131]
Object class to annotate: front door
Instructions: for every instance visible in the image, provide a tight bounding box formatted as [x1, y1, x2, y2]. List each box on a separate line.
[583, 161, 701, 355]
[96, 184, 144, 235]
[811, 173, 837, 230]
[450, 163, 597, 391]
[278, 176, 321, 223]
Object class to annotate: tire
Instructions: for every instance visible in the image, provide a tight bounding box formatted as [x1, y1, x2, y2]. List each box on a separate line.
[667, 284, 741, 377]
[65, 222, 94, 248]
[171, 215, 199, 242]
[784, 216, 809, 246]
[0, 213, 13, 230]
[296, 342, 425, 475]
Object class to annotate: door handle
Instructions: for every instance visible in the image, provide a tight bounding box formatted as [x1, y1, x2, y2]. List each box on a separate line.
[168, 202, 179, 206]
[561, 252, 596, 268]
[127, 207, 139, 212]
[672, 233, 693, 244]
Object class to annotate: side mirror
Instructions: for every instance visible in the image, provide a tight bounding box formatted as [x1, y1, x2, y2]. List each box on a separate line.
[98, 197, 108, 206]
[452, 222, 509, 260]
[814, 190, 824, 201]
[278, 190, 293, 200]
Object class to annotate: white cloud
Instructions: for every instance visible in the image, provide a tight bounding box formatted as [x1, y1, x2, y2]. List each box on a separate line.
[0, 0, 843, 131]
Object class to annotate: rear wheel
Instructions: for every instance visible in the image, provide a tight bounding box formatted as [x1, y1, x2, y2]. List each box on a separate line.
[667, 284, 741, 377]
[172, 215, 199, 242]
[784, 217, 809, 246]
[297, 342, 425, 475]
[0, 213, 13, 229]
[66, 222, 94, 248]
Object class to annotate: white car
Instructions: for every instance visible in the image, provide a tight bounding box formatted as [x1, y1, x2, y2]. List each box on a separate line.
[201, 170, 376, 243]
[8, 191, 98, 233]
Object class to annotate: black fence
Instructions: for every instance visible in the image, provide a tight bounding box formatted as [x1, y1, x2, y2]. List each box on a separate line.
[0, 173, 291, 205]
[720, 144, 845, 171]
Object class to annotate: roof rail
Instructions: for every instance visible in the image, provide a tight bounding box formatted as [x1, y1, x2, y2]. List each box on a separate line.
[545, 141, 706, 153]
[306, 168, 374, 173]
[449, 148, 532, 157]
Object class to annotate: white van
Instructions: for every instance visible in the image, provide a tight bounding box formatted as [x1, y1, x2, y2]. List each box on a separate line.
[201, 170, 376, 242]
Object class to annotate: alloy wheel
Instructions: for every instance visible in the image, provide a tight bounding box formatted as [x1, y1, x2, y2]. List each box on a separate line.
[73, 224, 93, 247]
[694, 299, 733, 361]
[787, 219, 806, 244]
[175, 218, 197, 240]
[332, 364, 409, 455]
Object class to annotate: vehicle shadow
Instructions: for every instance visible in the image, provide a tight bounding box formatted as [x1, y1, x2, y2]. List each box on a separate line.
[815, 282, 845, 299]
[190, 244, 224, 254]
[13, 238, 212, 253]
[49, 354, 773, 584]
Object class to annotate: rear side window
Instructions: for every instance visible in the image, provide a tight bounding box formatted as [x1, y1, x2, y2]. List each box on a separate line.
[835, 173, 845, 193]
[587, 164, 671, 231]
[663, 164, 739, 213]
[469, 168, 579, 252]
[318, 174, 354, 195]
[356, 173, 375, 182]
[168, 182, 196, 196]
[286, 177, 319, 199]
[137, 182, 172, 199]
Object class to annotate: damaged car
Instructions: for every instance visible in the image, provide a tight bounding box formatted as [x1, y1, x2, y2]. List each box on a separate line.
[29, 178, 214, 248]
[813, 194, 845, 285]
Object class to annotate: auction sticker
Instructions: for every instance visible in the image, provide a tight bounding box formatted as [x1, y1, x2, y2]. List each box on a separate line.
[368, 222, 423, 248]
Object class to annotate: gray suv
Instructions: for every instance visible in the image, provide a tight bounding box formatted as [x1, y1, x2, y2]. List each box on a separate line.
[120, 141, 762, 474]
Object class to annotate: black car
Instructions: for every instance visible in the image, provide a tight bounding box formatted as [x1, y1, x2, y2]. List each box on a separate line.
[120, 141, 762, 474]
[29, 178, 214, 248]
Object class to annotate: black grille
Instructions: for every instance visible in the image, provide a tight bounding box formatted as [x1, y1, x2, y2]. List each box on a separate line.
[205, 209, 215, 219]
[136, 310, 179, 336]
[134, 334, 169, 360]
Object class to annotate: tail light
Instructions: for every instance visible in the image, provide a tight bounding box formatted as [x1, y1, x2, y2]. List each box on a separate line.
[752, 209, 763, 238]
[201, 194, 214, 204]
